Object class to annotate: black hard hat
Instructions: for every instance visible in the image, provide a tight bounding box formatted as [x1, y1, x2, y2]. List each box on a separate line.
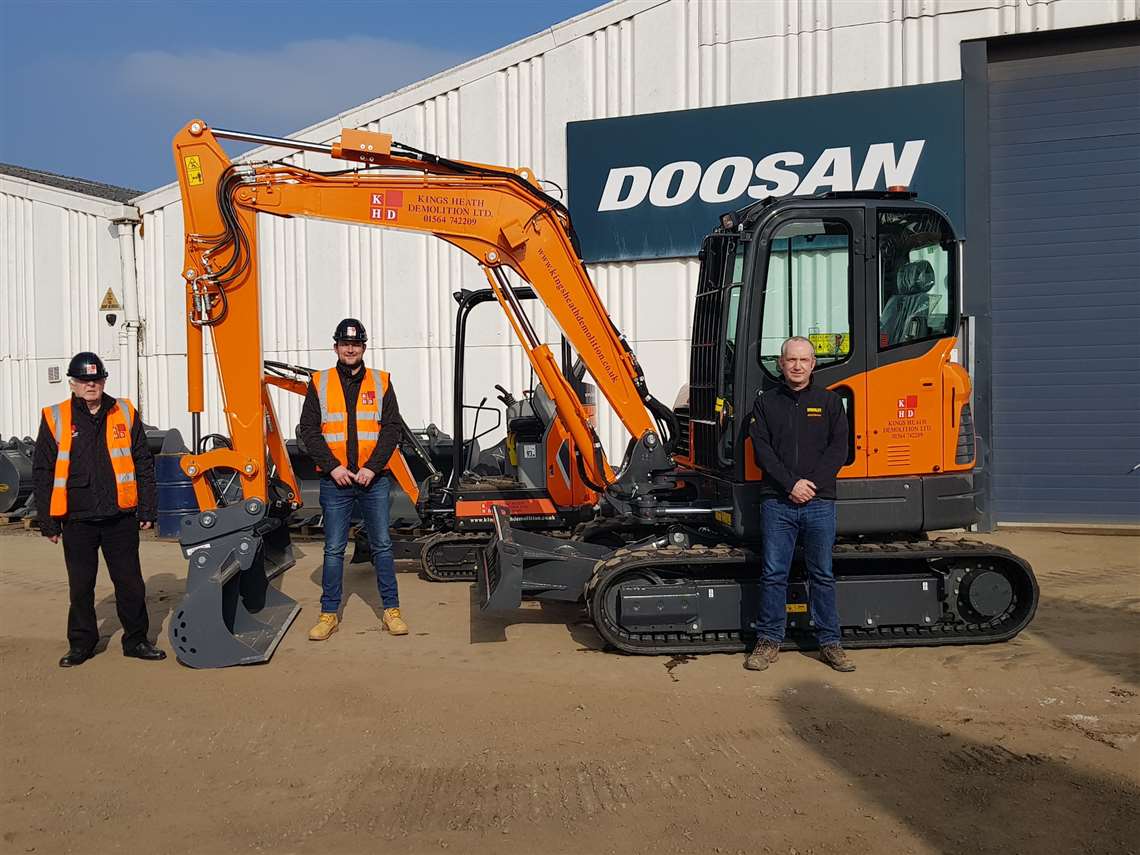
[67, 352, 108, 381]
[333, 318, 368, 343]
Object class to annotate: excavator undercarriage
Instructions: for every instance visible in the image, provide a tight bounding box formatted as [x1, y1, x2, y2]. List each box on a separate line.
[480, 506, 1037, 655]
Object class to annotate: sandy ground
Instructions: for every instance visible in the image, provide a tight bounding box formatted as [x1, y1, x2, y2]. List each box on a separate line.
[0, 526, 1137, 855]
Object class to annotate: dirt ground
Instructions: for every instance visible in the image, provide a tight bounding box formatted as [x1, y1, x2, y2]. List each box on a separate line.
[0, 527, 1137, 855]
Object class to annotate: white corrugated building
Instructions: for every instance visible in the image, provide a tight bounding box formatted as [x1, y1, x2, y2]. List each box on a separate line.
[3, 0, 1138, 523]
[0, 166, 142, 437]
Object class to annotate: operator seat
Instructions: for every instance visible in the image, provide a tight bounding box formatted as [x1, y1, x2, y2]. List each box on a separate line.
[880, 260, 936, 347]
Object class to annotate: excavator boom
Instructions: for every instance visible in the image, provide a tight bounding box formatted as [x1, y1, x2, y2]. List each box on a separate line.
[174, 121, 674, 504]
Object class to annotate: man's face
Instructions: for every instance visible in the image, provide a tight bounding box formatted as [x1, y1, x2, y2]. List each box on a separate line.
[334, 340, 365, 366]
[778, 341, 816, 389]
[70, 378, 105, 403]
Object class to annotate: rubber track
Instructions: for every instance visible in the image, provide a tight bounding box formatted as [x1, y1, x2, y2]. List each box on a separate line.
[421, 531, 489, 582]
[585, 538, 1039, 655]
[422, 524, 579, 582]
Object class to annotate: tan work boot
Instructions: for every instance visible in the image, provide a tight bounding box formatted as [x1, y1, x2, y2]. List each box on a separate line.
[382, 608, 409, 636]
[820, 644, 855, 672]
[308, 612, 339, 641]
[744, 638, 780, 671]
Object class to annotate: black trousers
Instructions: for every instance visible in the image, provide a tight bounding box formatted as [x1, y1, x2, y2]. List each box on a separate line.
[61, 514, 149, 651]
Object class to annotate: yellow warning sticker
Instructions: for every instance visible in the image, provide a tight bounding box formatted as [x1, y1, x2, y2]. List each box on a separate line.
[714, 397, 724, 413]
[99, 287, 122, 311]
[184, 155, 204, 186]
[786, 603, 808, 613]
[714, 510, 732, 527]
[809, 333, 850, 356]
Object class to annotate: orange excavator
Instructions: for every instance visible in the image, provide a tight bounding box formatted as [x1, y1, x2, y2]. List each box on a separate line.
[169, 120, 1037, 668]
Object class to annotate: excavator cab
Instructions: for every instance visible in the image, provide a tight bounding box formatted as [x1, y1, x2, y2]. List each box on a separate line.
[410, 286, 600, 581]
[690, 192, 977, 539]
[480, 191, 1034, 654]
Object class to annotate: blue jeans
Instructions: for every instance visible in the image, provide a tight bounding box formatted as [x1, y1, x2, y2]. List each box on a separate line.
[319, 476, 398, 613]
[757, 497, 841, 647]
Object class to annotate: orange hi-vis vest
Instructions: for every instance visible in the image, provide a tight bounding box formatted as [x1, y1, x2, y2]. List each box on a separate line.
[43, 397, 139, 516]
[313, 367, 390, 470]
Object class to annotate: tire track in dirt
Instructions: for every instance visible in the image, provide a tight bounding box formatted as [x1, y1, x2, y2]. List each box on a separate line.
[301, 728, 786, 835]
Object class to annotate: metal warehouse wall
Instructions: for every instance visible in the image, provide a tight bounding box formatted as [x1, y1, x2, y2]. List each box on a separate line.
[0, 177, 138, 438]
[128, 0, 1133, 458]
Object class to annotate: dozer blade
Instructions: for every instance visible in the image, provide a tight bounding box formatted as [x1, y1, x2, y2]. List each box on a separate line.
[477, 505, 609, 610]
[170, 499, 300, 668]
[477, 506, 524, 611]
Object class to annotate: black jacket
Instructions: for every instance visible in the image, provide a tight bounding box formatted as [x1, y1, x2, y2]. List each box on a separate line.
[33, 393, 157, 537]
[296, 361, 403, 477]
[748, 380, 849, 500]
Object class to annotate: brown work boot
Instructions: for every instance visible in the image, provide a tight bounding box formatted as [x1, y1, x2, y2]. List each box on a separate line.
[820, 644, 855, 672]
[308, 612, 339, 641]
[382, 608, 408, 636]
[744, 638, 780, 671]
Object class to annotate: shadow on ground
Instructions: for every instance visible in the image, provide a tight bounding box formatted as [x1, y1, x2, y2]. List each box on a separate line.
[467, 585, 605, 650]
[780, 682, 1139, 855]
[95, 571, 181, 652]
[1031, 595, 1140, 685]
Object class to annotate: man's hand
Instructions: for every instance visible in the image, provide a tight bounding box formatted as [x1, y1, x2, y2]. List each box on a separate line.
[330, 465, 355, 487]
[789, 479, 817, 504]
[140, 521, 153, 530]
[354, 467, 376, 487]
[48, 535, 60, 544]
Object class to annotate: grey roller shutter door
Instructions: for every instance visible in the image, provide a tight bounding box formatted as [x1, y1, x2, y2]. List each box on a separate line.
[989, 43, 1140, 523]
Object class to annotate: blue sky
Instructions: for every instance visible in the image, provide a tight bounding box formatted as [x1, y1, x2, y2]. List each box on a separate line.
[0, 0, 600, 192]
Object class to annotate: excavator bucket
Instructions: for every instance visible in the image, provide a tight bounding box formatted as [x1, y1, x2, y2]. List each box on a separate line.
[170, 499, 300, 668]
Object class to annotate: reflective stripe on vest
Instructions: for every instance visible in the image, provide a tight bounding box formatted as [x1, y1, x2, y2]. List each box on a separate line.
[314, 367, 389, 470]
[44, 397, 139, 516]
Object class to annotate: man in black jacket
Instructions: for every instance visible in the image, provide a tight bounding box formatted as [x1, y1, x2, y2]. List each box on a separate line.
[33, 352, 165, 667]
[296, 318, 407, 641]
[745, 336, 854, 673]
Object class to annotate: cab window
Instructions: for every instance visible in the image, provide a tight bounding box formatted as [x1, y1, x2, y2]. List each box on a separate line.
[759, 219, 853, 378]
[877, 210, 957, 349]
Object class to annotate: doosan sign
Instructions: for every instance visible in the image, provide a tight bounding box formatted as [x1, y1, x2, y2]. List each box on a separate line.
[567, 82, 964, 262]
[597, 141, 926, 211]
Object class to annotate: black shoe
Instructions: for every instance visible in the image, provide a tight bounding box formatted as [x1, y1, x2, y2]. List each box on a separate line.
[123, 641, 166, 661]
[59, 647, 95, 668]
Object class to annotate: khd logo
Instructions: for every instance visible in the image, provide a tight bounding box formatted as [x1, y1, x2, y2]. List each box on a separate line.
[596, 141, 926, 212]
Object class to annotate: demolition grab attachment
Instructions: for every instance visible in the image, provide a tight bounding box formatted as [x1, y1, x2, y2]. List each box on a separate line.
[170, 499, 299, 668]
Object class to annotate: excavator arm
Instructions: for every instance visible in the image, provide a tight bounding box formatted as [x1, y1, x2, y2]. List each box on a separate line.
[173, 120, 675, 513]
[168, 120, 677, 668]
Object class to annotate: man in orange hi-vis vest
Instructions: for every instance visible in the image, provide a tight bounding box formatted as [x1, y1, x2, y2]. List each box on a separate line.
[296, 318, 408, 641]
[32, 352, 164, 668]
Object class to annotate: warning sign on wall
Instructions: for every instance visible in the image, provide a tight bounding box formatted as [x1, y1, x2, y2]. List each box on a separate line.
[99, 288, 122, 311]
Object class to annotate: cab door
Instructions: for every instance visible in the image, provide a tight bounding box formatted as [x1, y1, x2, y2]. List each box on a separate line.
[742, 207, 870, 479]
[864, 206, 960, 478]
